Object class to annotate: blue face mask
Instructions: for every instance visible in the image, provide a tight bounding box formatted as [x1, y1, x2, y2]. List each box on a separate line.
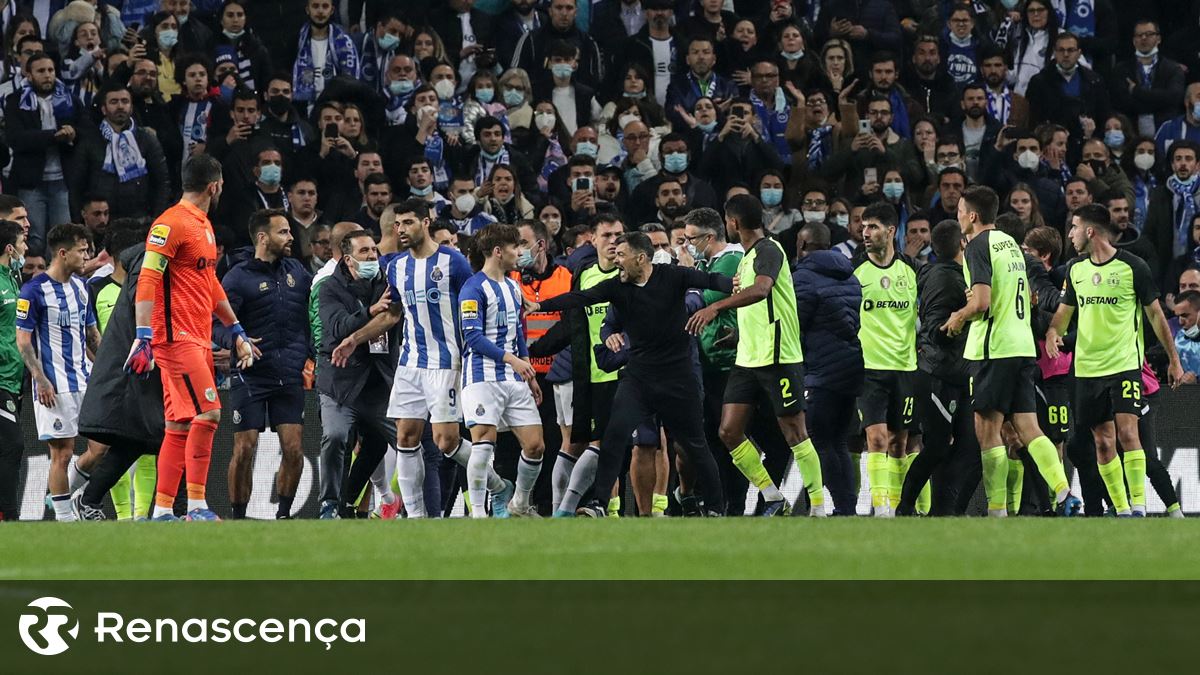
[378, 33, 400, 51]
[258, 164, 282, 186]
[550, 64, 575, 80]
[503, 88, 524, 106]
[355, 258, 379, 280]
[882, 182, 905, 200]
[623, 90, 646, 99]
[575, 140, 598, 158]
[389, 79, 414, 96]
[663, 152, 688, 174]
[475, 87, 494, 104]
[410, 184, 432, 197]
[223, 29, 244, 40]
[698, 120, 717, 133]
[1192, 102, 1200, 120]
[482, 147, 503, 161]
[517, 247, 536, 269]
[158, 29, 178, 49]
[1104, 130, 1125, 148]
[760, 188, 783, 207]
[781, 49, 804, 61]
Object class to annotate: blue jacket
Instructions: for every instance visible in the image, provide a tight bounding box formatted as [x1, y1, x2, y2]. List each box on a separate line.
[793, 251, 863, 394]
[214, 254, 313, 385]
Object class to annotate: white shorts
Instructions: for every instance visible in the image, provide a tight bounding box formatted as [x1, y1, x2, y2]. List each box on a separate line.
[553, 382, 573, 427]
[387, 367, 461, 423]
[463, 381, 541, 429]
[35, 390, 84, 441]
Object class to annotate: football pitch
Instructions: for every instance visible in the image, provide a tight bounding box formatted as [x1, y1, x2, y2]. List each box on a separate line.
[2, 518, 1200, 580]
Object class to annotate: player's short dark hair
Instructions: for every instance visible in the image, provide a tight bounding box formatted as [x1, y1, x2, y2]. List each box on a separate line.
[181, 154, 223, 192]
[340, 230, 374, 256]
[802, 222, 831, 250]
[591, 211, 625, 232]
[961, 185, 999, 224]
[24, 50, 53, 72]
[1074, 203, 1117, 237]
[105, 220, 150, 258]
[232, 87, 258, 107]
[639, 222, 666, 234]
[430, 219, 457, 237]
[617, 231, 654, 259]
[995, 212, 1028, 242]
[0, 220, 22, 251]
[473, 115, 504, 140]
[1024, 226, 1062, 261]
[682, 207, 723, 236]
[0, 195, 25, 219]
[1177, 290, 1200, 310]
[394, 198, 430, 221]
[724, 194, 763, 231]
[520, 218, 550, 243]
[363, 172, 392, 191]
[46, 223, 91, 256]
[249, 208, 288, 240]
[931, 220, 961, 261]
[474, 223, 520, 258]
[564, 224, 590, 248]
[861, 202, 898, 229]
[81, 193, 109, 208]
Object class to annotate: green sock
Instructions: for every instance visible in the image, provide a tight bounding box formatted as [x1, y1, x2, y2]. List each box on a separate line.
[790, 439, 824, 506]
[652, 493, 668, 515]
[730, 438, 783, 501]
[110, 470, 132, 521]
[1006, 457, 1024, 515]
[850, 452, 862, 496]
[867, 452, 888, 508]
[887, 456, 904, 508]
[1168, 502, 1182, 514]
[1026, 435, 1069, 500]
[607, 496, 620, 518]
[1122, 449, 1147, 509]
[1098, 456, 1130, 513]
[132, 454, 157, 519]
[904, 453, 931, 514]
[981, 447, 1008, 512]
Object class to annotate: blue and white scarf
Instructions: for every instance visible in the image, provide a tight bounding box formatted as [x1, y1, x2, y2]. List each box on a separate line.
[986, 85, 1012, 125]
[120, 0, 158, 26]
[1168, 174, 1199, 256]
[477, 146, 510, 187]
[540, 136, 567, 192]
[100, 119, 147, 183]
[425, 132, 449, 190]
[807, 125, 831, 169]
[1053, 0, 1096, 39]
[358, 33, 393, 92]
[18, 80, 74, 124]
[1133, 172, 1157, 232]
[887, 88, 911, 139]
[293, 22, 359, 103]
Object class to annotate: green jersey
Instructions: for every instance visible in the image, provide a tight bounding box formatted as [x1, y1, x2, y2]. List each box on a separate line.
[735, 237, 803, 367]
[854, 254, 917, 371]
[697, 245, 742, 372]
[579, 262, 621, 383]
[0, 264, 22, 393]
[1061, 249, 1157, 377]
[963, 229, 1036, 360]
[90, 276, 122, 334]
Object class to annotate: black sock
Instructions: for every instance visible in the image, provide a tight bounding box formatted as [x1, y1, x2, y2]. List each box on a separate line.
[231, 503, 247, 519]
[276, 495, 294, 518]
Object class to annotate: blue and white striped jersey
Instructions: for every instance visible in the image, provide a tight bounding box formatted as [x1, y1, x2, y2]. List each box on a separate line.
[386, 245, 472, 370]
[15, 273, 95, 394]
[460, 272, 528, 386]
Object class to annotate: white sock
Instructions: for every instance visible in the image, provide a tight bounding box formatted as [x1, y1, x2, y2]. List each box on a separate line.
[187, 498, 208, 511]
[551, 451, 576, 511]
[153, 504, 174, 518]
[559, 446, 598, 514]
[513, 452, 542, 508]
[395, 446, 426, 517]
[371, 447, 397, 502]
[67, 458, 89, 493]
[987, 508, 1008, 518]
[1131, 504, 1146, 516]
[51, 494, 75, 522]
[1055, 487, 1070, 504]
[467, 442, 495, 519]
[448, 438, 506, 492]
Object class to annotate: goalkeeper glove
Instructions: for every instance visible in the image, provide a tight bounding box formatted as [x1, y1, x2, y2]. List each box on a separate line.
[124, 326, 155, 377]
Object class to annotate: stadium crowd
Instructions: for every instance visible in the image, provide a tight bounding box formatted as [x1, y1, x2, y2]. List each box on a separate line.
[0, 0, 1199, 521]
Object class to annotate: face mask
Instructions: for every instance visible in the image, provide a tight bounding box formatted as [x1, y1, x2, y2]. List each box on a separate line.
[177, 13, 189, 26]
[158, 29, 178, 49]
[535, 112, 556, 131]
[834, 214, 849, 228]
[1134, 153, 1156, 172]
[410, 184, 432, 197]
[760, 188, 783, 207]
[223, 29, 244, 40]
[618, 113, 640, 131]
[781, 49, 804, 61]
[949, 33, 973, 48]
[355, 258, 379, 280]
[482, 147, 503, 161]
[1104, 130, 1125, 149]
[389, 79, 414, 96]
[378, 33, 400, 51]
[651, 249, 673, 265]
[623, 90, 646, 99]
[474, 87, 494, 104]
[1001, 0, 1019, 8]
[267, 95, 290, 115]
[517, 247, 536, 269]
[1056, 63, 1077, 78]
[663, 152, 688, 174]
[1018, 149, 1040, 170]
[550, 63, 574, 79]
[258, 164, 281, 186]
[686, 243, 704, 261]
[503, 88, 524, 106]
[802, 210, 825, 224]
[698, 120, 717, 133]
[882, 182, 904, 200]
[454, 193, 476, 214]
[1185, 324, 1200, 339]
[1136, 46, 1159, 59]
[574, 140, 598, 158]
[434, 80, 456, 101]
[1192, 102, 1200, 119]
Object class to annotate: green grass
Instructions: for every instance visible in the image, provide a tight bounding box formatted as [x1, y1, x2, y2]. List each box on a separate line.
[3, 518, 1200, 580]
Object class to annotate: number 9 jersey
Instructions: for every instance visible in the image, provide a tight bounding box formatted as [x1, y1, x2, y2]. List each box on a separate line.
[962, 229, 1035, 361]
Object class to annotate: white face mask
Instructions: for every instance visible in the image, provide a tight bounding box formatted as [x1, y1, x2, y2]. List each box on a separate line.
[535, 112, 556, 131]
[434, 79, 456, 101]
[802, 210, 825, 224]
[454, 193, 476, 214]
[1134, 153, 1156, 172]
[1184, 323, 1200, 339]
[651, 249, 673, 265]
[1017, 149, 1040, 170]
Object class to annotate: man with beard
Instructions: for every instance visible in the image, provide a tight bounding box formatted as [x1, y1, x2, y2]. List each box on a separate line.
[858, 51, 922, 140]
[654, 178, 689, 228]
[630, 133, 718, 226]
[823, 94, 921, 197]
[291, 0, 359, 109]
[128, 57, 183, 192]
[495, 0, 547, 70]
[351, 173, 392, 240]
[957, 84, 1001, 183]
[901, 35, 956, 125]
[665, 36, 738, 130]
[218, 209, 312, 519]
[979, 45, 1028, 129]
[1026, 32, 1110, 142]
[608, 0, 678, 107]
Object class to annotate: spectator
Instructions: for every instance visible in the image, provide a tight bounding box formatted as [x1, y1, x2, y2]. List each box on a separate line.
[60, 20, 106, 111]
[1173, 291, 1200, 380]
[902, 210, 932, 265]
[411, 27, 449, 65]
[483, 163, 536, 225]
[820, 38, 854, 99]
[605, 0, 678, 108]
[615, 118, 658, 192]
[496, 0, 546, 71]
[213, 1, 272, 94]
[403, 156, 449, 210]
[1105, 192, 1160, 282]
[163, 0, 214, 56]
[306, 222, 332, 273]
[979, 44, 1028, 129]
[665, 36, 738, 130]
[1076, 137, 1133, 206]
[590, 0, 647, 66]
[928, 167, 966, 224]
[351, 173, 392, 239]
[168, 53, 230, 177]
[430, 0, 494, 91]
[746, 60, 795, 166]
[1064, 176, 1093, 213]
[758, 168, 802, 260]
[820, 0, 903, 72]
[511, 0, 603, 90]
[594, 164, 626, 217]
[381, 54, 421, 127]
[141, 11, 181, 102]
[69, 83, 169, 222]
[461, 70, 506, 146]
[258, 75, 317, 172]
[980, 130, 1067, 228]
[1026, 32, 1110, 142]
[1153, 82, 1200, 160]
[1162, 213, 1200, 302]
[438, 175, 497, 237]
[902, 34, 955, 125]
[858, 51, 921, 140]
[652, 177, 688, 229]
[1144, 139, 1200, 288]
[5, 51, 81, 256]
[1007, 183, 1047, 232]
[562, 155, 599, 226]
[1111, 19, 1184, 140]
[291, 0, 359, 108]
[498, 68, 535, 133]
[823, 94, 921, 197]
[698, 96, 785, 198]
[355, 9, 408, 93]
[532, 40, 600, 136]
[775, 21, 828, 96]
[208, 88, 271, 206]
[958, 83, 1001, 182]
[1008, 0, 1057, 97]
[939, 4, 988, 87]
[287, 178, 326, 264]
[459, 115, 538, 196]
[631, 132, 718, 226]
[79, 195, 110, 240]
[1123, 136, 1159, 232]
[0, 33, 46, 114]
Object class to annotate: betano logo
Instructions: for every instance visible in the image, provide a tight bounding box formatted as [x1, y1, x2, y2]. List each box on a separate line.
[18, 597, 79, 656]
[16, 596, 366, 654]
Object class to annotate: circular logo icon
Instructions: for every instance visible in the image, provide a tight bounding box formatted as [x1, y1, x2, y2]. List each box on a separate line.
[475, 404, 485, 416]
[430, 267, 444, 281]
[204, 388, 217, 402]
[18, 597, 79, 656]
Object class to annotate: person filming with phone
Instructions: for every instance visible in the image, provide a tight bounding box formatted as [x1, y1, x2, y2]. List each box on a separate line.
[822, 94, 921, 199]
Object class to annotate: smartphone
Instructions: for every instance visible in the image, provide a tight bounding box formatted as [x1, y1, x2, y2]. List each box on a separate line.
[864, 167, 877, 185]
[574, 177, 592, 192]
[858, 119, 871, 135]
[130, 22, 141, 32]
[734, 107, 747, 119]
[324, 123, 339, 139]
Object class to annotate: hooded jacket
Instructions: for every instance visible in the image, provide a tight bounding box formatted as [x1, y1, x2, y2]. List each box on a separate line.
[793, 250, 863, 394]
[916, 257, 969, 386]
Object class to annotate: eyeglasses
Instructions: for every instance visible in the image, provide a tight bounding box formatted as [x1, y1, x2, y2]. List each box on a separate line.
[752, 72, 779, 79]
[684, 233, 711, 244]
[1027, 7, 1048, 14]
[935, 152, 961, 161]
[802, 198, 826, 208]
[1055, 46, 1080, 54]
[312, 239, 330, 246]
[867, 109, 891, 117]
[1134, 31, 1160, 39]
[625, 133, 651, 142]
[134, 69, 158, 77]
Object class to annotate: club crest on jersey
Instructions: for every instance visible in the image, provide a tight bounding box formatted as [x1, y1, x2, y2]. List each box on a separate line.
[430, 266, 444, 281]
[15, 298, 28, 320]
[259, 281, 270, 292]
[476, 404, 485, 416]
[148, 224, 171, 247]
[880, 275, 892, 289]
[232, 410, 242, 424]
[286, 273, 296, 288]
[204, 388, 217, 402]
[5, 399, 14, 412]
[1091, 273, 1102, 286]
[53, 418, 62, 431]
[461, 299, 478, 319]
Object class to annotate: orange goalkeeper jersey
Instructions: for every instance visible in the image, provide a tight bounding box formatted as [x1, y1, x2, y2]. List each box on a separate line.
[136, 200, 225, 347]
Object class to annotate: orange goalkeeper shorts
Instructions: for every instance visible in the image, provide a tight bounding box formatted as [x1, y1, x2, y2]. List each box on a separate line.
[155, 342, 220, 422]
